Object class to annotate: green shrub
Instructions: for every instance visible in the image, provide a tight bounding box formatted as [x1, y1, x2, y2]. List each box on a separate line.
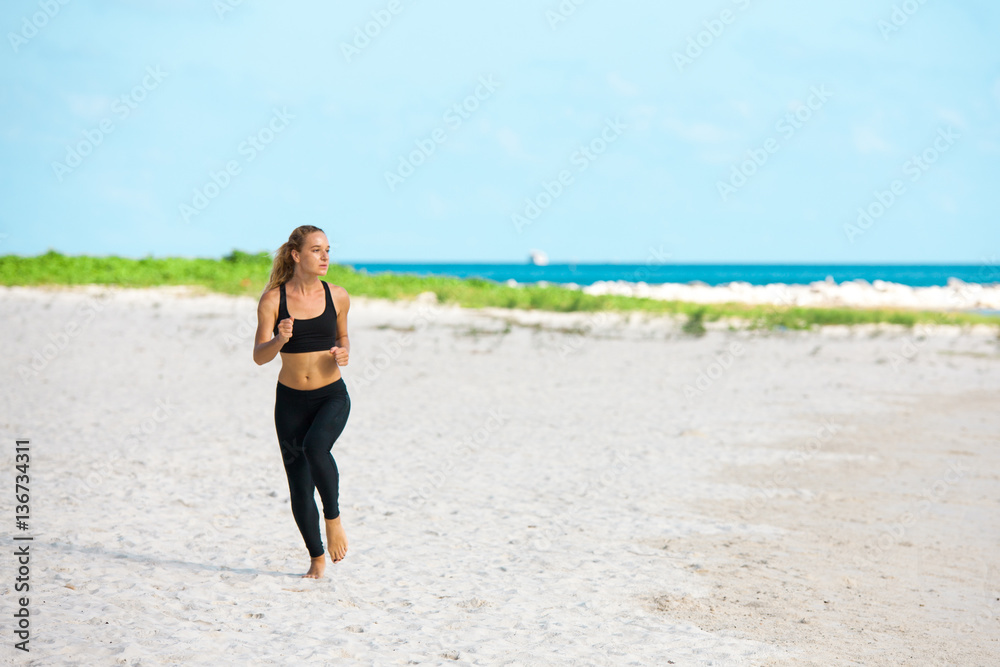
[1, 251, 997, 331]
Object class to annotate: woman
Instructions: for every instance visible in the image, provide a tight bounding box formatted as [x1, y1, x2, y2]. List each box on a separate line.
[254, 225, 351, 579]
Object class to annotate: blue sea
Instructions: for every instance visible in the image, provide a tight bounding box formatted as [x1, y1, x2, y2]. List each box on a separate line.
[342, 263, 1000, 288]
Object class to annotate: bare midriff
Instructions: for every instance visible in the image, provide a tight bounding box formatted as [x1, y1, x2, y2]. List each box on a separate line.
[277, 350, 342, 391]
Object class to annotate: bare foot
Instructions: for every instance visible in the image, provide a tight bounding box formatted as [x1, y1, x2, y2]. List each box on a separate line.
[326, 516, 349, 563]
[302, 555, 325, 579]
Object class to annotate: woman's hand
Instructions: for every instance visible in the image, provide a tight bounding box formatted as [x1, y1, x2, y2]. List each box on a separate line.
[277, 316, 294, 342]
[330, 346, 349, 366]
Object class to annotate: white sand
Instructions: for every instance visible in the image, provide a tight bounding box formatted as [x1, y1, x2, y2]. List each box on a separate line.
[1, 284, 998, 666]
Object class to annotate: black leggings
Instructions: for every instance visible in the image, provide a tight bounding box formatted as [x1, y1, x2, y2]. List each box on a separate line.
[273, 377, 351, 558]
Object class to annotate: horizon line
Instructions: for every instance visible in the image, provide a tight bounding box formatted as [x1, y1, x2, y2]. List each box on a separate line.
[3, 250, 993, 266]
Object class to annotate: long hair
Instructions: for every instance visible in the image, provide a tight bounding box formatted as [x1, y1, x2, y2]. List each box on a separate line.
[262, 225, 325, 294]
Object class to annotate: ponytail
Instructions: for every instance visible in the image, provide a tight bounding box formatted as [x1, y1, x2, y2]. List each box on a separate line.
[262, 225, 325, 295]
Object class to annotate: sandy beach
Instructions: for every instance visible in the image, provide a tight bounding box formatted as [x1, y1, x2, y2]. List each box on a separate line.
[1, 284, 998, 666]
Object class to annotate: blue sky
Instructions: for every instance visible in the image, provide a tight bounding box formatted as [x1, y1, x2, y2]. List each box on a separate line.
[1, 0, 998, 263]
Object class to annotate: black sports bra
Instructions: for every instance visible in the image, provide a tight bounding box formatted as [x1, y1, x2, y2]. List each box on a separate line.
[273, 281, 338, 354]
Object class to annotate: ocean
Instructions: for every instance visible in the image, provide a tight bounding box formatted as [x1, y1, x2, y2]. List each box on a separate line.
[342, 263, 1000, 288]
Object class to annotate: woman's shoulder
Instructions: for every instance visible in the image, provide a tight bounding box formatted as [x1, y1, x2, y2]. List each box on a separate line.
[325, 282, 350, 314]
[323, 281, 349, 297]
[258, 284, 282, 309]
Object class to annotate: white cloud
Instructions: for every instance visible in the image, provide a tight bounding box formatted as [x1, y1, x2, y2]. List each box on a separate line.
[496, 127, 530, 160]
[935, 108, 967, 131]
[422, 192, 448, 219]
[607, 72, 637, 96]
[662, 117, 727, 144]
[932, 193, 958, 215]
[730, 100, 752, 119]
[627, 104, 656, 132]
[101, 185, 156, 213]
[852, 126, 890, 154]
[697, 149, 737, 165]
[978, 139, 1000, 155]
[67, 94, 112, 121]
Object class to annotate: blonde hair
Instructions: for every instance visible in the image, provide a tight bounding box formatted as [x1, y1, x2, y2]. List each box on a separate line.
[262, 225, 326, 294]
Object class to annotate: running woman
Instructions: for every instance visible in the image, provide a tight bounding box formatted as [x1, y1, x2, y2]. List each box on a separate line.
[253, 225, 351, 579]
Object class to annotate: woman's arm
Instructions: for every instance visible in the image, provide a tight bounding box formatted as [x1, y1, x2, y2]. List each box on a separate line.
[253, 290, 290, 365]
[331, 286, 350, 365]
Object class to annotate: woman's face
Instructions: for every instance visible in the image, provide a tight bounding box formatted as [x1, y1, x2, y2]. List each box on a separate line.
[294, 232, 330, 275]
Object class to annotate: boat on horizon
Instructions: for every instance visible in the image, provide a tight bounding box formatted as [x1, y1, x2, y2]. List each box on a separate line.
[528, 250, 549, 266]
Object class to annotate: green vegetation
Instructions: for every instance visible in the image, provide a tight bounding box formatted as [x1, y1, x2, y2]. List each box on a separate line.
[2, 250, 997, 331]
[681, 308, 708, 337]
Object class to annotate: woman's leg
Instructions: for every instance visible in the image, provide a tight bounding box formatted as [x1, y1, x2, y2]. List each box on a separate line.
[302, 390, 351, 521]
[274, 384, 326, 559]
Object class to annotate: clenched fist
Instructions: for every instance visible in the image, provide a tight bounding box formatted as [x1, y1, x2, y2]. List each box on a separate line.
[277, 316, 294, 342]
[330, 346, 349, 366]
